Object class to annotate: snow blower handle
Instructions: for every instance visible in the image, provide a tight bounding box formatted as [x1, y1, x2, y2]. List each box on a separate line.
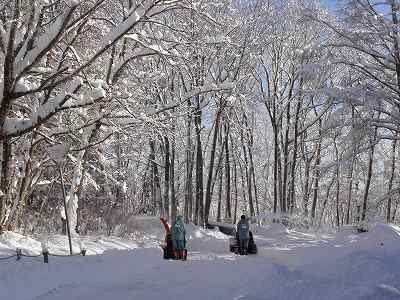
[160, 217, 171, 234]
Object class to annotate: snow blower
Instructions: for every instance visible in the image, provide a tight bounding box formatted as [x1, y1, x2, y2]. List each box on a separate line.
[160, 218, 187, 260]
[229, 230, 257, 255]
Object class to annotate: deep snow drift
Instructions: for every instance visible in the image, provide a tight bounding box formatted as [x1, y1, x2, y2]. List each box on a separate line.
[0, 218, 400, 300]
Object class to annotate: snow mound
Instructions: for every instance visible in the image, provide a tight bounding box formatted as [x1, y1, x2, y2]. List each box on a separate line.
[0, 232, 41, 256]
[252, 223, 288, 237]
[0, 231, 140, 257]
[186, 223, 230, 240]
[357, 223, 400, 249]
[1, 221, 400, 300]
[371, 284, 400, 299]
[332, 223, 400, 251]
[0, 217, 235, 258]
[334, 225, 359, 244]
[118, 216, 166, 240]
[185, 224, 231, 255]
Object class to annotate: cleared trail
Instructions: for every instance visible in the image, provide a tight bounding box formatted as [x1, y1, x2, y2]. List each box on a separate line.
[1, 223, 400, 300]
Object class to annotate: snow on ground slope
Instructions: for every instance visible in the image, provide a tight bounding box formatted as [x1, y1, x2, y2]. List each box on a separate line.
[0, 219, 399, 300]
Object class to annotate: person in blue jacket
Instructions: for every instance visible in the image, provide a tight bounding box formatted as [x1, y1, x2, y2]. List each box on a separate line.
[236, 215, 250, 255]
[171, 215, 186, 260]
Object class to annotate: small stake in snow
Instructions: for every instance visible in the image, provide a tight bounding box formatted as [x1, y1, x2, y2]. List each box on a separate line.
[79, 241, 86, 256]
[43, 251, 49, 264]
[16, 248, 22, 261]
[46, 144, 73, 256]
[42, 242, 49, 263]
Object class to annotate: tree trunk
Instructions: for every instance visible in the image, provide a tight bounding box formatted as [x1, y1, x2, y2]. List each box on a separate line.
[7, 138, 42, 230]
[186, 151, 194, 223]
[387, 139, 396, 223]
[310, 119, 322, 224]
[171, 133, 177, 221]
[65, 124, 100, 236]
[194, 99, 204, 226]
[149, 140, 162, 215]
[224, 121, 231, 221]
[361, 125, 378, 222]
[163, 136, 170, 220]
[217, 162, 223, 223]
[392, 200, 398, 223]
[239, 159, 247, 218]
[334, 137, 340, 228]
[319, 175, 335, 228]
[303, 160, 311, 218]
[233, 157, 238, 224]
[273, 126, 279, 215]
[0, 138, 12, 231]
[289, 95, 302, 213]
[204, 103, 224, 225]
[282, 101, 291, 214]
[346, 106, 356, 225]
[278, 128, 284, 213]
[241, 119, 255, 217]
[184, 99, 194, 223]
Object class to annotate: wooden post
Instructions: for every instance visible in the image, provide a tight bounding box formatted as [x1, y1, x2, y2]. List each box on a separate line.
[43, 251, 49, 263]
[16, 248, 21, 260]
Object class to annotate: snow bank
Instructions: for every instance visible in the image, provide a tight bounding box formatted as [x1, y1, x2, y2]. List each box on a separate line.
[0, 222, 400, 300]
[0, 231, 139, 257]
[332, 223, 400, 251]
[0, 217, 234, 258]
[0, 232, 40, 256]
[357, 223, 400, 248]
[119, 216, 166, 240]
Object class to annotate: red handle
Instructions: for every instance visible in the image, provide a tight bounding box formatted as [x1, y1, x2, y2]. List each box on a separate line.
[160, 217, 171, 234]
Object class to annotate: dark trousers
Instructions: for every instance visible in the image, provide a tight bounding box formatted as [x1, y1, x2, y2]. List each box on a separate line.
[239, 239, 248, 254]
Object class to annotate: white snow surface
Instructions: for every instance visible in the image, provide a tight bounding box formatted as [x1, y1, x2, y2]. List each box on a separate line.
[0, 218, 399, 300]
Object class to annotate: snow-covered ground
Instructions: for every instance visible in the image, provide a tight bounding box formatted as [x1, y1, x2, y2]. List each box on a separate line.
[1, 218, 400, 300]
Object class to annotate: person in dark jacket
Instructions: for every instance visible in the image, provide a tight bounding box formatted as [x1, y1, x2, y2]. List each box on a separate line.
[171, 215, 186, 260]
[236, 215, 250, 255]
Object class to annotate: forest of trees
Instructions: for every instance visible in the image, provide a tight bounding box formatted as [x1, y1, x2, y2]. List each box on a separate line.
[0, 0, 399, 237]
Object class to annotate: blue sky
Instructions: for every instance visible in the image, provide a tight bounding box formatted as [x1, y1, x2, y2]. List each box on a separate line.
[321, 0, 340, 9]
[321, 0, 391, 13]
[322, 0, 340, 10]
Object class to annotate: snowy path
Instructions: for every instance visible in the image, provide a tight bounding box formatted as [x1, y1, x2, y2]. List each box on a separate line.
[1, 224, 400, 300]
